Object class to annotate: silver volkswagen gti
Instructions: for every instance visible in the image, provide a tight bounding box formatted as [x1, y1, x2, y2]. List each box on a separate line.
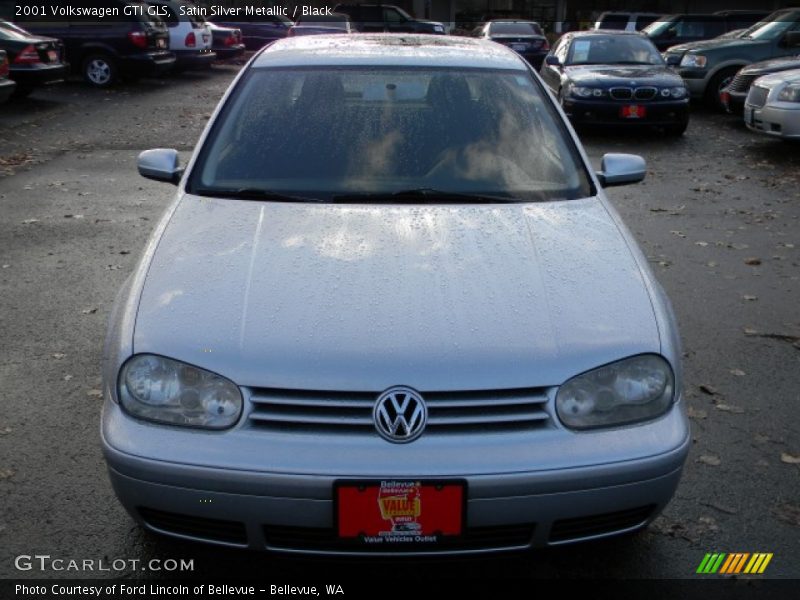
[102, 34, 690, 554]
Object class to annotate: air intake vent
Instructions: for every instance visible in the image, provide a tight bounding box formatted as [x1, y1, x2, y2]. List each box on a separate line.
[138, 507, 248, 545]
[610, 87, 633, 100]
[549, 505, 655, 543]
[634, 87, 657, 100]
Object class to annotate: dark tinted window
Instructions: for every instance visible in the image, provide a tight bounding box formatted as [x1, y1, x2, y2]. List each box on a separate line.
[635, 15, 658, 30]
[598, 15, 629, 30]
[567, 35, 663, 65]
[489, 22, 542, 36]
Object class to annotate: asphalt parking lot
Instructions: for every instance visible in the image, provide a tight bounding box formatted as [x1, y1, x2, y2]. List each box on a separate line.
[0, 66, 798, 580]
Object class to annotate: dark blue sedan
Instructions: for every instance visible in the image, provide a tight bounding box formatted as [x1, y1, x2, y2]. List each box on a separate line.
[540, 31, 690, 135]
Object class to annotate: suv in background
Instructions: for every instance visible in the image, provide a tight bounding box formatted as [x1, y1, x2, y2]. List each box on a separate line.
[644, 12, 767, 51]
[663, 8, 800, 108]
[594, 12, 661, 32]
[333, 4, 445, 34]
[17, 0, 174, 87]
[146, 0, 215, 71]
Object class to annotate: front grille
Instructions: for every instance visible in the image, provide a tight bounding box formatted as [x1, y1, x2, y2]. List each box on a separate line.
[746, 85, 769, 108]
[633, 87, 657, 100]
[138, 507, 248, 545]
[247, 387, 551, 434]
[727, 72, 756, 94]
[610, 87, 633, 100]
[549, 505, 655, 543]
[263, 523, 535, 552]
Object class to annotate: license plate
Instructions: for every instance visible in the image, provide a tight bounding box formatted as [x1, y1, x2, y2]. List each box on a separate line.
[47, 50, 58, 62]
[620, 105, 646, 119]
[336, 480, 465, 544]
[511, 43, 527, 51]
[157, 38, 166, 48]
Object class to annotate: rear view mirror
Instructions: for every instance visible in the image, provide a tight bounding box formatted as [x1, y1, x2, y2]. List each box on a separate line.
[137, 149, 183, 185]
[596, 153, 646, 187]
[545, 55, 561, 67]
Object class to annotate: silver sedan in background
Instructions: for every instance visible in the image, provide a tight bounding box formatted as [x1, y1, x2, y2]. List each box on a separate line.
[744, 68, 800, 140]
[102, 34, 689, 554]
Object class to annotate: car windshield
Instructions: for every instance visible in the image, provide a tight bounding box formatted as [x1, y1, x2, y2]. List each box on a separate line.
[489, 22, 542, 36]
[642, 17, 679, 37]
[189, 67, 591, 202]
[742, 10, 800, 40]
[567, 35, 664, 65]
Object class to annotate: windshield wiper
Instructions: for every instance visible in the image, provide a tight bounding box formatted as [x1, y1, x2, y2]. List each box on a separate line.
[331, 188, 521, 204]
[192, 187, 323, 203]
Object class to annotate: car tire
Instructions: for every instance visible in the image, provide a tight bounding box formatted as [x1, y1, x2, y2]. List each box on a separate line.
[665, 121, 688, 136]
[82, 53, 117, 88]
[705, 67, 739, 110]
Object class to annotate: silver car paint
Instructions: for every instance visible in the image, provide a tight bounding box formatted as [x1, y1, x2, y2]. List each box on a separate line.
[101, 35, 689, 552]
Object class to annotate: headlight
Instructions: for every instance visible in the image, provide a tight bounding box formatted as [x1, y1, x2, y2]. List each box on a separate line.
[570, 86, 607, 98]
[433, 24, 444, 33]
[679, 54, 707, 68]
[119, 354, 243, 429]
[777, 84, 800, 103]
[666, 86, 687, 98]
[556, 355, 675, 430]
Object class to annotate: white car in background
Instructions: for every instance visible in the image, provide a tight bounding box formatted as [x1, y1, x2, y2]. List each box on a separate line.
[744, 68, 800, 140]
[147, 0, 215, 70]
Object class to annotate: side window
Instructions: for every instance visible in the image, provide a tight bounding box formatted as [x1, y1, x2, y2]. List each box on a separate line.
[635, 15, 657, 30]
[555, 38, 569, 63]
[384, 8, 405, 23]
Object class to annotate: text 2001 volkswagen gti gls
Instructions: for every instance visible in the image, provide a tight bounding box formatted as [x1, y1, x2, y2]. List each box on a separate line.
[102, 34, 690, 554]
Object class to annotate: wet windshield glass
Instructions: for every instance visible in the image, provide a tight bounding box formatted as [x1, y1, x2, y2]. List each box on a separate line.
[567, 35, 664, 65]
[190, 67, 591, 202]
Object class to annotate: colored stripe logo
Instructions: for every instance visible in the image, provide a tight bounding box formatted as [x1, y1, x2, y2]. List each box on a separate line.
[696, 553, 773, 574]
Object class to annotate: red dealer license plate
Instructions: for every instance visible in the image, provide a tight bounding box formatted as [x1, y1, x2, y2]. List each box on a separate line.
[337, 480, 465, 545]
[621, 105, 646, 119]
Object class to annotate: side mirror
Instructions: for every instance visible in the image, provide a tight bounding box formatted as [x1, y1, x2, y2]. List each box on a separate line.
[137, 148, 183, 185]
[596, 153, 646, 187]
[545, 55, 561, 67]
[784, 31, 800, 48]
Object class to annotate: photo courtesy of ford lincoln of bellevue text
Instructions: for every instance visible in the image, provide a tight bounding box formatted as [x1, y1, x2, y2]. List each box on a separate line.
[97, 32, 691, 554]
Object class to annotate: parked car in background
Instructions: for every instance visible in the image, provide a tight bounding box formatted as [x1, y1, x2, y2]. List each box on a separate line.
[472, 20, 549, 68]
[540, 31, 690, 135]
[208, 13, 292, 50]
[644, 12, 767, 52]
[145, 0, 215, 71]
[287, 13, 353, 37]
[18, 0, 175, 87]
[0, 20, 67, 97]
[206, 22, 245, 61]
[333, 3, 445, 34]
[594, 12, 661, 32]
[105, 34, 688, 553]
[663, 8, 800, 108]
[744, 68, 800, 139]
[0, 49, 15, 103]
[721, 54, 800, 113]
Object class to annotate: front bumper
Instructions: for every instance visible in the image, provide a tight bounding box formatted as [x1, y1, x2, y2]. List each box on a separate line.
[722, 89, 747, 113]
[744, 102, 800, 140]
[102, 396, 690, 554]
[562, 97, 690, 127]
[212, 44, 246, 61]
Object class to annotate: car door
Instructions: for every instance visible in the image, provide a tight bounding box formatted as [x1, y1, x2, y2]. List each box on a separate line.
[540, 36, 568, 92]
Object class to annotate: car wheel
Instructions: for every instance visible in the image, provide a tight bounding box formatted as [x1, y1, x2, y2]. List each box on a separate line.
[705, 67, 739, 110]
[665, 121, 688, 136]
[82, 53, 117, 88]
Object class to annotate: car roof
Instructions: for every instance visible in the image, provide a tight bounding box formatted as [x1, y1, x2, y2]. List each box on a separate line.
[254, 34, 527, 70]
[569, 30, 648, 38]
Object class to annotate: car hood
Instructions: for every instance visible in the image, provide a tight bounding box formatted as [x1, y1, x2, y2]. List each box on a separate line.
[133, 196, 660, 391]
[566, 64, 684, 86]
[666, 37, 762, 54]
[755, 67, 800, 87]
[743, 55, 800, 75]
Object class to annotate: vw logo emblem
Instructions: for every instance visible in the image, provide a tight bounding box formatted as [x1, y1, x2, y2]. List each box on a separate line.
[373, 386, 427, 443]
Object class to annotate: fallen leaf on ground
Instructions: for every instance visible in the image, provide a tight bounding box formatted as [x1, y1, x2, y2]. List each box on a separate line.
[52, 352, 66, 359]
[742, 295, 758, 302]
[687, 406, 707, 420]
[715, 403, 745, 414]
[86, 389, 103, 398]
[730, 369, 746, 376]
[695, 241, 709, 247]
[698, 454, 721, 466]
[0, 469, 14, 480]
[81, 308, 97, 315]
[0, 427, 11, 436]
[63, 374, 73, 381]
[699, 384, 718, 396]
[700, 502, 737, 515]
[772, 503, 800, 526]
[744, 257, 762, 265]
[21, 219, 39, 225]
[780, 452, 800, 465]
